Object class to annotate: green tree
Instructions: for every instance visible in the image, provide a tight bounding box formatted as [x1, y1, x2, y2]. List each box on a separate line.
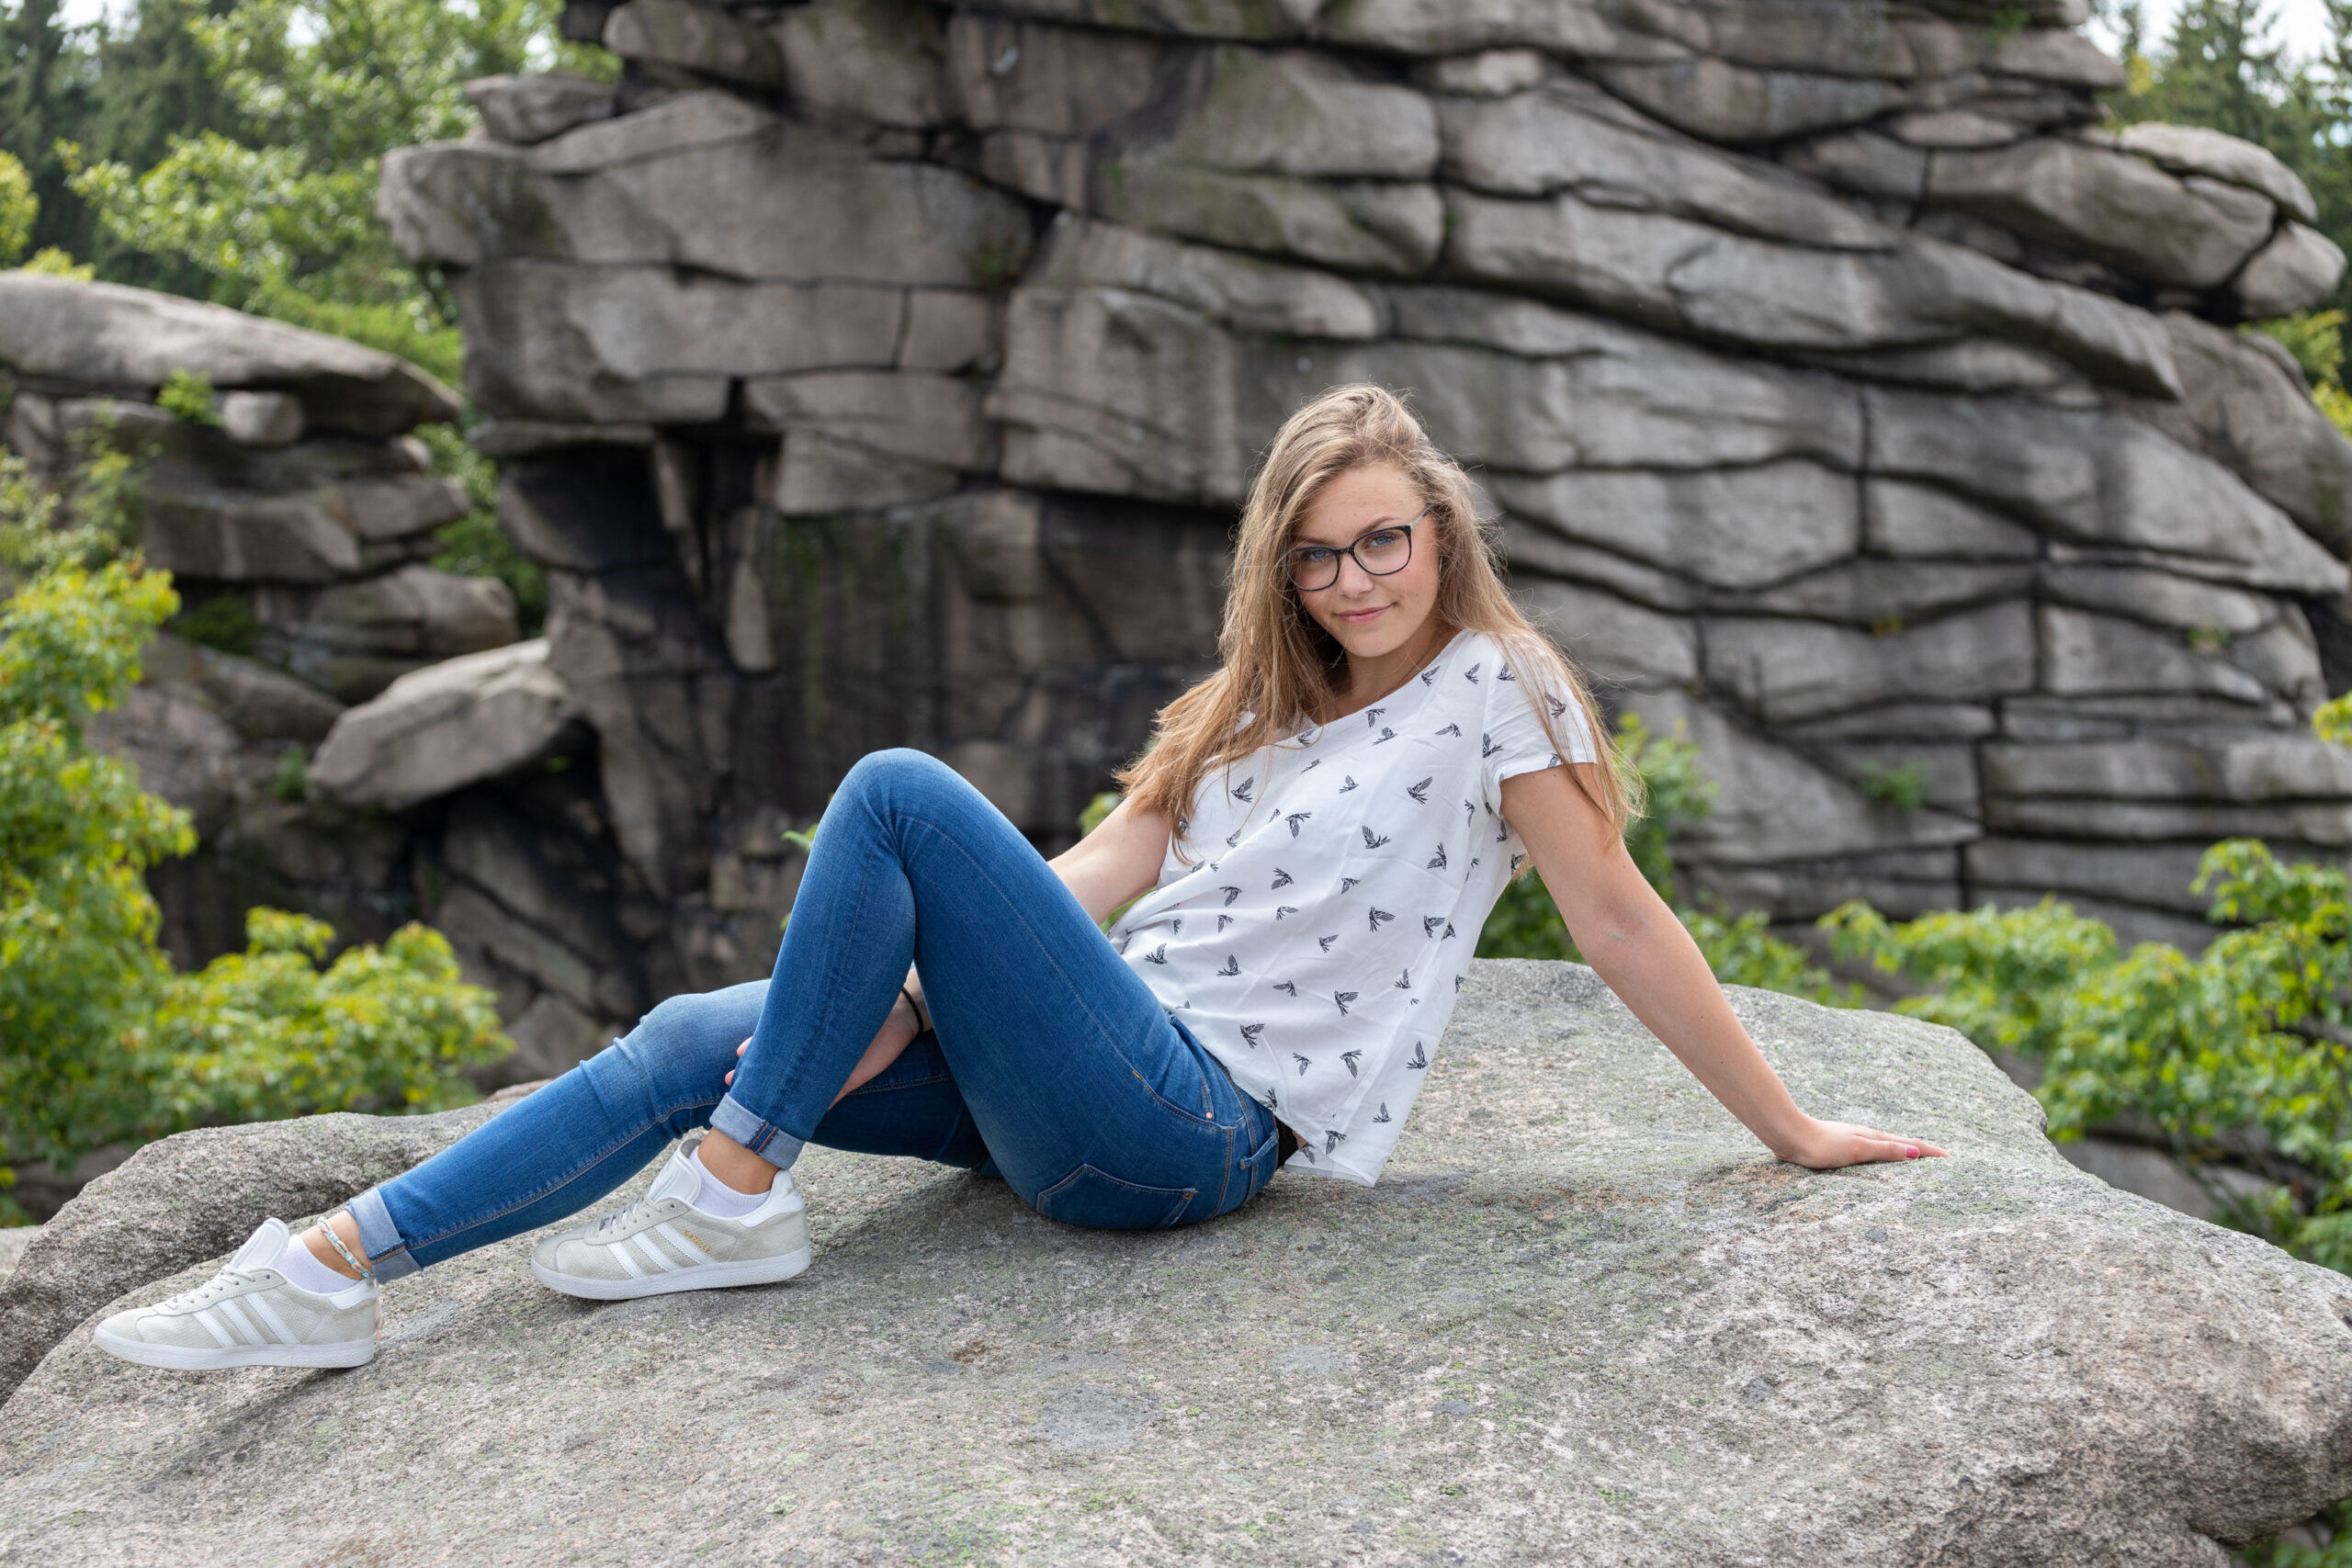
[0, 453, 509, 1205]
[64, 0, 599, 379]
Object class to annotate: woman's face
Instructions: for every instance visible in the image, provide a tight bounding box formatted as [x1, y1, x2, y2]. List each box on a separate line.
[1288, 462, 1442, 665]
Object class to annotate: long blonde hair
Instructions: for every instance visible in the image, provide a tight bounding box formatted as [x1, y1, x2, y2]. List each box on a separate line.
[1116, 385, 1641, 861]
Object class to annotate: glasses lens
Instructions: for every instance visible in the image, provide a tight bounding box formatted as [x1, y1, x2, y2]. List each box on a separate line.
[1357, 528, 1411, 575]
[1289, 549, 1340, 591]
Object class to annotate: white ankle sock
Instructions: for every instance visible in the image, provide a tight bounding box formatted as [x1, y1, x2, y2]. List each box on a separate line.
[277, 1229, 356, 1293]
[689, 1145, 768, 1218]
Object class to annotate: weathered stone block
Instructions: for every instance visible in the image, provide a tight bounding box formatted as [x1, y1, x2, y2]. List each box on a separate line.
[0, 275, 459, 436]
[1926, 136, 2278, 289]
[1508, 573, 1697, 686]
[1865, 388, 2350, 594]
[602, 0, 782, 88]
[450, 262, 901, 424]
[1439, 83, 1890, 249]
[2118, 120, 2316, 223]
[310, 638, 582, 812]
[1708, 601, 2037, 725]
[2231, 221, 2350, 320]
[463, 71, 615, 144]
[1493, 459, 1860, 589]
[1591, 56, 1911, 141]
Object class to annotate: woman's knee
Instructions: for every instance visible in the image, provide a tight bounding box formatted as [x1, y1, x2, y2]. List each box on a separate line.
[838, 748, 961, 810]
[600, 982, 765, 1099]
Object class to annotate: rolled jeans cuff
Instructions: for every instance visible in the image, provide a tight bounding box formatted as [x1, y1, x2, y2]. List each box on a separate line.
[345, 1188, 421, 1282]
[710, 1092, 808, 1167]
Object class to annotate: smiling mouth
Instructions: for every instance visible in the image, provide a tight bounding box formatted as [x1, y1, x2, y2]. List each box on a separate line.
[1338, 604, 1387, 624]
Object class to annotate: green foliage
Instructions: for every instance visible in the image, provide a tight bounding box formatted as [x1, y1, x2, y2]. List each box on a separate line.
[169, 589, 257, 655]
[1827, 841, 2352, 1269]
[59, 0, 585, 383]
[420, 423, 544, 633]
[155, 366, 218, 424]
[2241, 1500, 2352, 1566]
[144, 908, 506, 1131]
[0, 452, 509, 1186]
[269, 741, 306, 801]
[1616, 713, 1713, 902]
[0, 148, 36, 263]
[2320, 688, 2352, 747]
[1860, 761, 1927, 812]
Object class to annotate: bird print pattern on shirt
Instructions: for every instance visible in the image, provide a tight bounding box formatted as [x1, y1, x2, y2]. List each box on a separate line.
[1108, 629, 1597, 1186]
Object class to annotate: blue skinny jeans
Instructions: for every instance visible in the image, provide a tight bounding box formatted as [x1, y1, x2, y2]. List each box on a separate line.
[349, 750, 1281, 1279]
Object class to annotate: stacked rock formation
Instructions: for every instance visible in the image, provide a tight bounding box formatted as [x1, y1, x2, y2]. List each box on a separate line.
[371, 0, 2352, 970]
[0, 276, 522, 964]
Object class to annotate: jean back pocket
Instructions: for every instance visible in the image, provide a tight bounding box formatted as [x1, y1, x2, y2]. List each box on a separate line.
[1035, 1164, 1196, 1230]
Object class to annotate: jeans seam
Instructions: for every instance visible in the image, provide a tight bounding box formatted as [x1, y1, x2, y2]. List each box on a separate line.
[391, 1093, 721, 1256]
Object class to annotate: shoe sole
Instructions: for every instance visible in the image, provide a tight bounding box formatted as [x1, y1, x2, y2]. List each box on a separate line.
[531, 1244, 812, 1302]
[93, 1326, 375, 1371]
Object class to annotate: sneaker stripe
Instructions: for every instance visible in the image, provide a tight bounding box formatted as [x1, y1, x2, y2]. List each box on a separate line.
[654, 1223, 705, 1266]
[632, 1233, 681, 1273]
[193, 1307, 238, 1348]
[607, 1241, 647, 1280]
[245, 1292, 295, 1344]
[216, 1298, 265, 1346]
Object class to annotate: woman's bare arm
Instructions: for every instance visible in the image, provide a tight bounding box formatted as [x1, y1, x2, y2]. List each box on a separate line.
[1499, 764, 1944, 1170]
[1045, 792, 1174, 927]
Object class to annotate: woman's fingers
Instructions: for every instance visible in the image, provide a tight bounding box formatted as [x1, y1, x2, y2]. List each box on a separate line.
[738, 1038, 749, 1056]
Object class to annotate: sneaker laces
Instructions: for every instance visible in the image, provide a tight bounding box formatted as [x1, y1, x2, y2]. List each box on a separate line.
[156, 1267, 263, 1314]
[586, 1193, 663, 1242]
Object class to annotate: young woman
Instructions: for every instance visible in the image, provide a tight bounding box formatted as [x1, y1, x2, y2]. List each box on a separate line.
[95, 385, 1943, 1371]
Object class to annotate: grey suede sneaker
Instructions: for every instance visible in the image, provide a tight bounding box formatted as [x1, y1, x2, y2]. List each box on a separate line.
[531, 1134, 810, 1302]
[93, 1218, 379, 1371]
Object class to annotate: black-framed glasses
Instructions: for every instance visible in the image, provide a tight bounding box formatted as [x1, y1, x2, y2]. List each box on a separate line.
[1285, 509, 1427, 592]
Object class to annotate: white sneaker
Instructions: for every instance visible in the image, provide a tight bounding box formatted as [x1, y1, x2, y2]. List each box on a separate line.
[93, 1218, 379, 1371]
[530, 1135, 810, 1302]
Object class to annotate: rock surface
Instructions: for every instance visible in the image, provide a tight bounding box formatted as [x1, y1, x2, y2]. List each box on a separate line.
[5, 961, 2351, 1564]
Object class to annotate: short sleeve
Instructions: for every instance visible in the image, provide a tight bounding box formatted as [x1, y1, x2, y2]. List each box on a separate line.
[1481, 645, 1600, 800]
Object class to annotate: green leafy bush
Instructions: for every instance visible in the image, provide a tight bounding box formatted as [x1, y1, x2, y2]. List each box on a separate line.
[0, 457, 508, 1204]
[155, 367, 219, 425]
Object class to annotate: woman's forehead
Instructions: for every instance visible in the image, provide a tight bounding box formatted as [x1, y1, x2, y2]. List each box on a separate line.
[1293, 465, 1421, 542]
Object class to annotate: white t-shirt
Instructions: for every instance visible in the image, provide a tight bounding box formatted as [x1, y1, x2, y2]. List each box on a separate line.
[1111, 628, 1599, 1186]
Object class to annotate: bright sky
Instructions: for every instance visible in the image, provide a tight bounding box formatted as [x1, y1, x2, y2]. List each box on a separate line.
[2088, 0, 2338, 65]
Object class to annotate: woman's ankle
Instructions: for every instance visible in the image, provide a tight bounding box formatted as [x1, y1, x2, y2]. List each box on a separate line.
[698, 1130, 780, 1194]
[300, 1214, 367, 1280]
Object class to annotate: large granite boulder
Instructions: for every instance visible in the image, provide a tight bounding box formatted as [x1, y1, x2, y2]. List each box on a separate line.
[4, 961, 2349, 1562]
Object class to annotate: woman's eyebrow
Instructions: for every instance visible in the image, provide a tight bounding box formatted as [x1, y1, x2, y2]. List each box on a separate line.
[1289, 515, 1418, 547]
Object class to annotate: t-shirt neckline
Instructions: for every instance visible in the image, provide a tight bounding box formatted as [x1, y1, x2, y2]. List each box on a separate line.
[1275, 627, 1475, 749]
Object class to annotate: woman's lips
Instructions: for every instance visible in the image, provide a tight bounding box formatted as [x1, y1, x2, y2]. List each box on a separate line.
[1338, 604, 1387, 625]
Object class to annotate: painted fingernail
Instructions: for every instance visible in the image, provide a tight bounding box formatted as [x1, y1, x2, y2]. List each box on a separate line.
[1905, 1145, 1919, 1158]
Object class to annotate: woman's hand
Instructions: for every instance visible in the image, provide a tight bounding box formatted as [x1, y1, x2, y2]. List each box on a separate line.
[725, 986, 928, 1107]
[1769, 1116, 1946, 1170]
